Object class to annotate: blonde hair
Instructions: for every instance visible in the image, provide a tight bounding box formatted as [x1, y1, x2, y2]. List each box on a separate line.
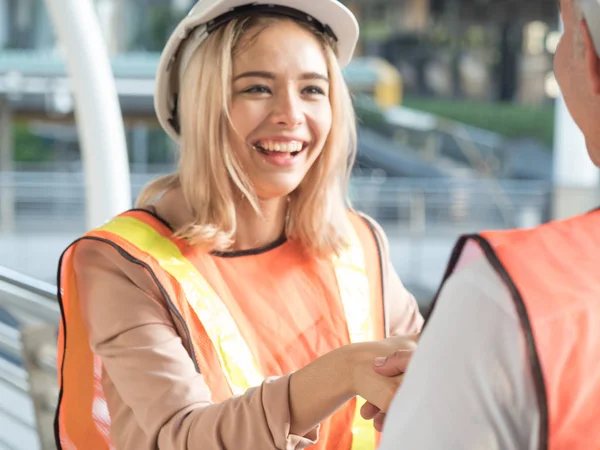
[137, 15, 357, 257]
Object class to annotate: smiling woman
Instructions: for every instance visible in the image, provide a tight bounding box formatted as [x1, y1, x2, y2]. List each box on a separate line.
[54, 2, 424, 450]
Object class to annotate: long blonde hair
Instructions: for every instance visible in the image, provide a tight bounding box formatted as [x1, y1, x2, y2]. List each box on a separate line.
[137, 15, 358, 257]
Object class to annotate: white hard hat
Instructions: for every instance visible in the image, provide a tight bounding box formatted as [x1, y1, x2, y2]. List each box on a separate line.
[154, 0, 360, 142]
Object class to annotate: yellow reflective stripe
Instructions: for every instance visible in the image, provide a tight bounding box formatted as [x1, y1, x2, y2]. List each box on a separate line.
[333, 228, 374, 342]
[333, 224, 376, 450]
[333, 225, 373, 343]
[97, 216, 263, 395]
[352, 402, 377, 449]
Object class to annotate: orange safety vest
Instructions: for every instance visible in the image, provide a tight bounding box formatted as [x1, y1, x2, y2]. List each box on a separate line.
[54, 209, 386, 449]
[427, 209, 600, 450]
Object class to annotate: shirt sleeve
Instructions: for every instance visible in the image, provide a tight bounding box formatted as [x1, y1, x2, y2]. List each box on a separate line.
[378, 257, 540, 450]
[386, 260, 424, 336]
[72, 238, 319, 450]
[363, 214, 424, 336]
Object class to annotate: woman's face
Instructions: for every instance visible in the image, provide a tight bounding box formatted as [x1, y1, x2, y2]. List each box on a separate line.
[229, 20, 333, 200]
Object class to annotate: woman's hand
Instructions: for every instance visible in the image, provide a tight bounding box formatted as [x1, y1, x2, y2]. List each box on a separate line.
[345, 335, 418, 414]
[359, 348, 415, 431]
[288, 334, 417, 437]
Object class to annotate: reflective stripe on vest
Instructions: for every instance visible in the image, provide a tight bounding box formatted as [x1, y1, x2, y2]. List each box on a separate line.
[99, 215, 263, 395]
[97, 215, 378, 449]
[332, 225, 377, 449]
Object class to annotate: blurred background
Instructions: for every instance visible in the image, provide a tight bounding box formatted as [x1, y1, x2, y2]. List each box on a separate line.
[2, 0, 587, 305]
[0, 0, 599, 448]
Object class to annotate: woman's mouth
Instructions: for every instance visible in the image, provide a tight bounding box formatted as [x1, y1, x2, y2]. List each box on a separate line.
[252, 139, 308, 157]
[251, 139, 310, 167]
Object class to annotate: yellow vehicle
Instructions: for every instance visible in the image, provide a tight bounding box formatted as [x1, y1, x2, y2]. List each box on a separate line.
[343, 56, 403, 109]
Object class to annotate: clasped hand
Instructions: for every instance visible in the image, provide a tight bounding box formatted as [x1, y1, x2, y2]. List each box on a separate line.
[348, 334, 418, 432]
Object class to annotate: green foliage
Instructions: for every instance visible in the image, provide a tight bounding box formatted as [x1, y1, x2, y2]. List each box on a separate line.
[402, 97, 556, 148]
[13, 123, 52, 163]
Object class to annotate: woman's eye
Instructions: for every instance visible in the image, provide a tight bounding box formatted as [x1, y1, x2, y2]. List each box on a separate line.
[244, 85, 271, 94]
[302, 86, 326, 96]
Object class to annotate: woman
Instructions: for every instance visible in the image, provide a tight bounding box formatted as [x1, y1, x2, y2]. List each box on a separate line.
[55, 1, 423, 449]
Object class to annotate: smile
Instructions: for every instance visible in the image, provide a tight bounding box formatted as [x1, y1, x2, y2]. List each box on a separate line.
[250, 138, 311, 167]
[252, 139, 309, 157]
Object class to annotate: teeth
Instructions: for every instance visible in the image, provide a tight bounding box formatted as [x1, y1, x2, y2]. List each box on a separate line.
[254, 140, 304, 153]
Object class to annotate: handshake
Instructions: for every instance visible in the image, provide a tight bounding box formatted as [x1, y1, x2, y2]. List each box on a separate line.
[349, 334, 419, 432]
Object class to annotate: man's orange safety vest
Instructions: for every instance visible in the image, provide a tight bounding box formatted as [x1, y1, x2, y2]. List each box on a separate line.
[54, 209, 386, 449]
[427, 209, 600, 450]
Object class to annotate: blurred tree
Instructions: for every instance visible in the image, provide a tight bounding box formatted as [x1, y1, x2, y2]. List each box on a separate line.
[14, 124, 53, 163]
[495, 1, 523, 102]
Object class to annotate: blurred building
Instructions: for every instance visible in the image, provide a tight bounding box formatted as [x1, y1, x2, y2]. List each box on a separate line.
[0, 0, 560, 191]
[1, 0, 561, 114]
[344, 0, 559, 105]
[0, 0, 414, 171]
[0, 0, 579, 329]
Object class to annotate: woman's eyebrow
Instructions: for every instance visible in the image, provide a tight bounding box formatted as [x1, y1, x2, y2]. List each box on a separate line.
[233, 71, 329, 82]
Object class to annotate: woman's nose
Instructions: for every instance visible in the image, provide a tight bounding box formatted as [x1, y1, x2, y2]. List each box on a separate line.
[270, 90, 305, 128]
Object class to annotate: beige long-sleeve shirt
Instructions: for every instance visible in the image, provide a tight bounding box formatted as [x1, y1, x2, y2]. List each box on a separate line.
[71, 218, 423, 450]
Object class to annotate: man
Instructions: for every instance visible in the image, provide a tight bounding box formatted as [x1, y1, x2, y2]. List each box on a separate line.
[369, 0, 600, 448]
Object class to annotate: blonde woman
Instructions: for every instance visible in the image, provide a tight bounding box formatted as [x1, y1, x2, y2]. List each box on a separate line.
[55, 1, 423, 449]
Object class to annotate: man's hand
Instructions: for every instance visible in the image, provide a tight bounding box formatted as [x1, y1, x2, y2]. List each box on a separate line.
[360, 349, 413, 432]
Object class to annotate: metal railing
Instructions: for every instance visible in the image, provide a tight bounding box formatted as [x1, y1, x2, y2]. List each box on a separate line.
[0, 171, 553, 232]
[0, 266, 59, 450]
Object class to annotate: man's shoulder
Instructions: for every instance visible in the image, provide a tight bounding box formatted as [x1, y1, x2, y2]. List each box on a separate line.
[435, 253, 520, 321]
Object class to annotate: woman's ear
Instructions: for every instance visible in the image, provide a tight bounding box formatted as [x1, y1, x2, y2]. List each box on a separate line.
[580, 19, 600, 95]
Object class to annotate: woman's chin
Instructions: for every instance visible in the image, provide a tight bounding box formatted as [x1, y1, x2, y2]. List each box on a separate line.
[253, 178, 304, 201]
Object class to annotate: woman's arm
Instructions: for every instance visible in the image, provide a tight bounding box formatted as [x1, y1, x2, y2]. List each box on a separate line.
[358, 212, 424, 336]
[386, 261, 424, 336]
[73, 240, 317, 449]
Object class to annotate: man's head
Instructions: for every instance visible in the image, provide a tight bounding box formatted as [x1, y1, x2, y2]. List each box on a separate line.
[554, 0, 600, 165]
